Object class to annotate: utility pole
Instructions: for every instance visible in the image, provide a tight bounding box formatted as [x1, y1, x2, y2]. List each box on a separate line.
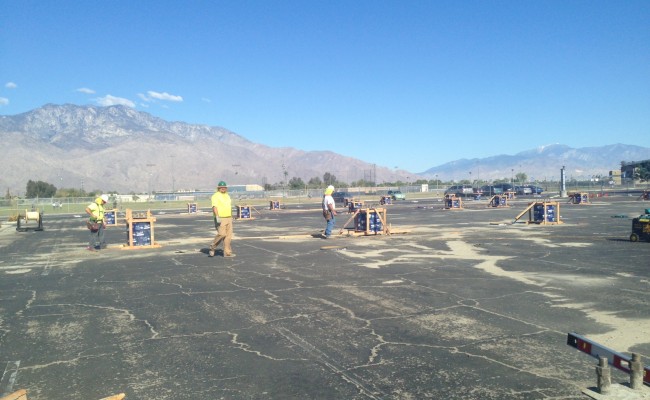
[281, 163, 288, 197]
[373, 163, 376, 187]
[170, 156, 176, 192]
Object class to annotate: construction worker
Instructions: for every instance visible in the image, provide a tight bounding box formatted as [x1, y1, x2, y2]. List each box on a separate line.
[322, 185, 337, 238]
[85, 194, 108, 251]
[209, 181, 235, 257]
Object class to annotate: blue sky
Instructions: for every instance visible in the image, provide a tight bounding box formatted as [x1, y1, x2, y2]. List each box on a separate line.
[1, 1, 648, 173]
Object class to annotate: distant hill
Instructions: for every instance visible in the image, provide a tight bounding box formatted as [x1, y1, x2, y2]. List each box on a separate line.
[0, 104, 408, 194]
[1, 104, 647, 195]
[419, 143, 650, 183]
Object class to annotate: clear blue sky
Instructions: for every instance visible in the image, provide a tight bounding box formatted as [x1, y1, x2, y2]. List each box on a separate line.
[1, 1, 648, 173]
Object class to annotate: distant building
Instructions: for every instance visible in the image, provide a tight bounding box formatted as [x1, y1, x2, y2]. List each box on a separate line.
[620, 159, 650, 184]
[608, 170, 621, 185]
[153, 185, 265, 201]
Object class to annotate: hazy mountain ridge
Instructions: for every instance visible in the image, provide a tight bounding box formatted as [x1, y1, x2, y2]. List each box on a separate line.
[1, 104, 648, 194]
[0, 104, 407, 193]
[421, 143, 650, 182]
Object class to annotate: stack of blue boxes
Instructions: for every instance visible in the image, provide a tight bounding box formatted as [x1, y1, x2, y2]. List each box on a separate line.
[446, 198, 461, 208]
[355, 210, 383, 233]
[348, 201, 363, 213]
[104, 210, 116, 225]
[238, 206, 251, 219]
[129, 221, 152, 246]
[534, 204, 556, 223]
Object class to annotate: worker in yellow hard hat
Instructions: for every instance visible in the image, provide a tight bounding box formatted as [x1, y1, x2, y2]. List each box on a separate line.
[209, 181, 235, 257]
[322, 185, 337, 238]
[85, 194, 109, 251]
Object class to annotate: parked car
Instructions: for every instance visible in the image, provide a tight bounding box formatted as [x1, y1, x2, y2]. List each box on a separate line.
[480, 185, 504, 196]
[331, 191, 353, 205]
[387, 190, 406, 200]
[515, 186, 532, 195]
[492, 183, 515, 193]
[526, 185, 544, 195]
[445, 184, 475, 197]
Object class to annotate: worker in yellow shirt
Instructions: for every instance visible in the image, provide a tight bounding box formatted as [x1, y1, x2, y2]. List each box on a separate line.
[85, 194, 108, 251]
[209, 181, 235, 257]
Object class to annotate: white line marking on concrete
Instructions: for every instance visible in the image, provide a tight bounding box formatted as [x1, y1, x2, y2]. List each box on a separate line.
[0, 360, 20, 396]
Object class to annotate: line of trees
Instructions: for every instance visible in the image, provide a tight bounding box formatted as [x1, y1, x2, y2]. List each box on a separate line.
[1, 180, 105, 200]
[15, 168, 645, 200]
[267, 172, 542, 191]
[26, 180, 57, 198]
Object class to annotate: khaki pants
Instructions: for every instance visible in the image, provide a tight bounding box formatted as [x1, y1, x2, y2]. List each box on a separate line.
[210, 217, 233, 255]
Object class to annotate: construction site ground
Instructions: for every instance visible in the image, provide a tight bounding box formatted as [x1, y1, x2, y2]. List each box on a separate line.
[1, 196, 649, 399]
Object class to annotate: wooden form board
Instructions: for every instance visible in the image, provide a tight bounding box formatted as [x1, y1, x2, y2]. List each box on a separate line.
[568, 192, 590, 204]
[444, 195, 463, 210]
[123, 209, 161, 249]
[0, 390, 124, 400]
[104, 209, 119, 226]
[379, 196, 392, 205]
[339, 207, 390, 235]
[99, 394, 126, 400]
[487, 195, 509, 207]
[0, 389, 27, 400]
[513, 201, 563, 225]
[236, 205, 258, 220]
[347, 199, 364, 213]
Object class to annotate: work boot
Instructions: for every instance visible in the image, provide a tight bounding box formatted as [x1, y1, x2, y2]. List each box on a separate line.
[208, 249, 215, 257]
[224, 253, 236, 258]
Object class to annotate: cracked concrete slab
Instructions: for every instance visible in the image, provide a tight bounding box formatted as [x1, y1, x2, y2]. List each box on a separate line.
[0, 197, 648, 399]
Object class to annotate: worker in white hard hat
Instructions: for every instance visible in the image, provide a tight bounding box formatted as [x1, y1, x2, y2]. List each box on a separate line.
[85, 194, 109, 251]
[322, 185, 337, 238]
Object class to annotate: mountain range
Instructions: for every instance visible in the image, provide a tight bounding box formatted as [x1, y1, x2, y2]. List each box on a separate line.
[1, 104, 648, 194]
[0, 104, 407, 194]
[420, 143, 650, 183]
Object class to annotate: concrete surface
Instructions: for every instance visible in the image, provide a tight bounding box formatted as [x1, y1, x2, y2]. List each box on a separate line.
[1, 196, 649, 399]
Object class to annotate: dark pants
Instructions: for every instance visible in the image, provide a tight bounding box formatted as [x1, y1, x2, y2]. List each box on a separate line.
[89, 223, 106, 249]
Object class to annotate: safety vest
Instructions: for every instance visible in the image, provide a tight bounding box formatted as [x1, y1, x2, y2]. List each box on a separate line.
[211, 191, 232, 218]
[88, 198, 105, 222]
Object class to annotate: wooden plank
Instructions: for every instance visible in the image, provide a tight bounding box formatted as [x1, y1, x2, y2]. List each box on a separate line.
[513, 202, 535, 223]
[98, 394, 126, 400]
[0, 389, 27, 400]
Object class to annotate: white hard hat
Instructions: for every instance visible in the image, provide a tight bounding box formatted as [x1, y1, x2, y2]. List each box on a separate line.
[100, 194, 109, 202]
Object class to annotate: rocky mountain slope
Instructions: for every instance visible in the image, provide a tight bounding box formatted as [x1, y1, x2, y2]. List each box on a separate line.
[1, 104, 648, 194]
[0, 104, 406, 194]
